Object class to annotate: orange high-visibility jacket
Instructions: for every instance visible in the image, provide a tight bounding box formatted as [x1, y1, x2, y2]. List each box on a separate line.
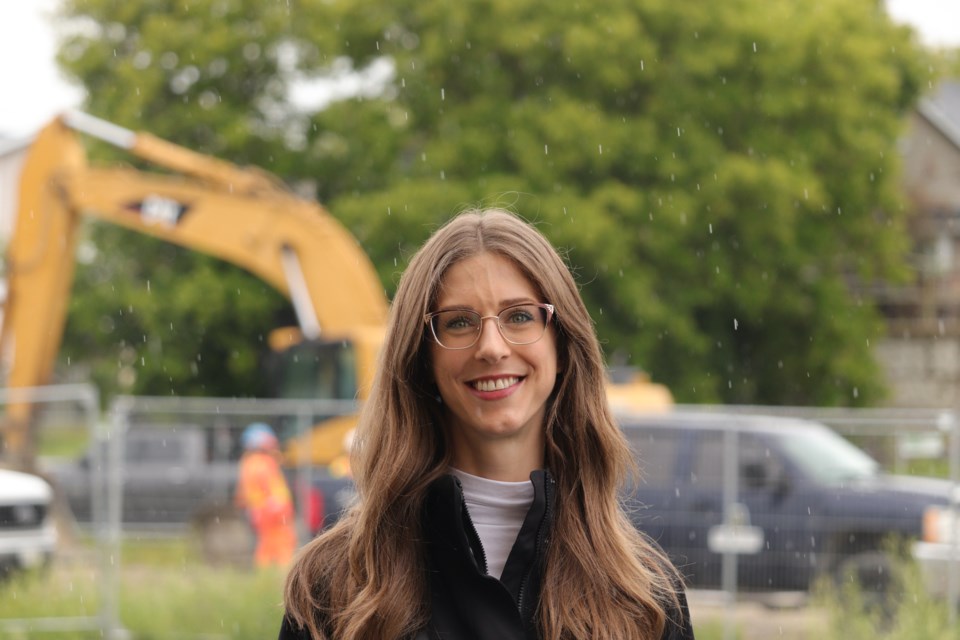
[236, 451, 294, 528]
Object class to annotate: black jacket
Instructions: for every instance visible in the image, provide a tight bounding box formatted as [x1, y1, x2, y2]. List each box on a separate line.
[279, 470, 695, 639]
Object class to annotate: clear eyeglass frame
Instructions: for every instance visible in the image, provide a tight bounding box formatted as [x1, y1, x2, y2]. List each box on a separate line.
[423, 303, 555, 350]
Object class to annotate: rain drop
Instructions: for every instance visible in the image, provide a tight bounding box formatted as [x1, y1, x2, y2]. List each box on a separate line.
[733, 318, 739, 330]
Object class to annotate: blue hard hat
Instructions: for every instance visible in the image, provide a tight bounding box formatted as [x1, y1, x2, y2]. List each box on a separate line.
[242, 422, 278, 451]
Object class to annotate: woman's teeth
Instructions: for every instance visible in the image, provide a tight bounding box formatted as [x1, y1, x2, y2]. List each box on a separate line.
[471, 377, 519, 392]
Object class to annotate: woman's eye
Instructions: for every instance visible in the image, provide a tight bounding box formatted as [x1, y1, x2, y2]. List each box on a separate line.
[444, 314, 477, 330]
[505, 309, 534, 324]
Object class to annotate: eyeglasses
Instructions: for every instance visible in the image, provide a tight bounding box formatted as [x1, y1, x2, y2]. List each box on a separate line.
[424, 303, 555, 350]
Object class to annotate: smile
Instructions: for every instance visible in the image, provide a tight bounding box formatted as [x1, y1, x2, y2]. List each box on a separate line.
[469, 376, 521, 392]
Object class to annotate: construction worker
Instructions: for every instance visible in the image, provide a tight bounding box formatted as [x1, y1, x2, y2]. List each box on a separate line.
[235, 423, 298, 568]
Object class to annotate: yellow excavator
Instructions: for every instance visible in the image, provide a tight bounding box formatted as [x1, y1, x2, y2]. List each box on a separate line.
[0, 112, 672, 469]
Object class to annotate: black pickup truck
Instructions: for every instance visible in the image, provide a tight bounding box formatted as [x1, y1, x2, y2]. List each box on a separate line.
[619, 411, 958, 600]
[43, 425, 355, 535]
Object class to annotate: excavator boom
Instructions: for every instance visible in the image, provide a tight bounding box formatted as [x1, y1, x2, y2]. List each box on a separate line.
[1, 112, 673, 468]
[1, 114, 387, 463]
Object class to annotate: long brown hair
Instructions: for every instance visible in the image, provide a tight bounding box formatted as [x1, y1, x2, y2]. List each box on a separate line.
[283, 208, 682, 639]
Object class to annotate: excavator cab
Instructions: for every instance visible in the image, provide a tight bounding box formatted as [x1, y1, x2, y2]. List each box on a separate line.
[266, 336, 358, 401]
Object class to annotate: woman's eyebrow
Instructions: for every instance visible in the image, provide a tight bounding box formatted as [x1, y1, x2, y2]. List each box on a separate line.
[433, 297, 536, 312]
[432, 304, 477, 312]
[499, 297, 536, 307]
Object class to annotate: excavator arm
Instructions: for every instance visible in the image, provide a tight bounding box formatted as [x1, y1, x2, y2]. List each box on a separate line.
[2, 111, 673, 468]
[1, 113, 387, 463]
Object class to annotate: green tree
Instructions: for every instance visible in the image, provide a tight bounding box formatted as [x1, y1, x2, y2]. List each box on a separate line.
[55, 0, 317, 397]
[297, 0, 932, 405]
[55, 0, 935, 405]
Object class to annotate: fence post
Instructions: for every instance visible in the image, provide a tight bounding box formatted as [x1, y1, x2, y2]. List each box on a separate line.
[103, 398, 130, 640]
[947, 410, 959, 626]
[721, 428, 739, 640]
[295, 404, 314, 540]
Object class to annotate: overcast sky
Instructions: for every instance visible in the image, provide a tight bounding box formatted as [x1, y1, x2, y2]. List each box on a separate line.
[0, 0, 958, 138]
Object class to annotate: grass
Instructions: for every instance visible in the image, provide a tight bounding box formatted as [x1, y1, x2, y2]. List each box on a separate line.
[36, 423, 92, 460]
[2, 537, 958, 639]
[904, 457, 953, 479]
[0, 537, 286, 640]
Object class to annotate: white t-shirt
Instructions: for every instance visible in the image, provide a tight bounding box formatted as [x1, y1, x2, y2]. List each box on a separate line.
[450, 468, 535, 580]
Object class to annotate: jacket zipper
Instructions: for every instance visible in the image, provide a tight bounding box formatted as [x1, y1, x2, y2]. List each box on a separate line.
[517, 473, 554, 614]
[454, 477, 488, 573]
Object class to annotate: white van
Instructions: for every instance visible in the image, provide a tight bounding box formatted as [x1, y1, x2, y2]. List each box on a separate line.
[0, 468, 57, 574]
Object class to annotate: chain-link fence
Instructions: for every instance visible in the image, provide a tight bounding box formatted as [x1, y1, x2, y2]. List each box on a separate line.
[3, 391, 358, 639]
[638, 405, 960, 638]
[4, 392, 959, 638]
[0, 384, 105, 637]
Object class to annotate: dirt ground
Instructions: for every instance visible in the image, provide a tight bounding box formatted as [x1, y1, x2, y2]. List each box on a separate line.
[687, 590, 829, 640]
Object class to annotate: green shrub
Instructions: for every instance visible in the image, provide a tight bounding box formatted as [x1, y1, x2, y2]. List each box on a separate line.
[814, 553, 957, 640]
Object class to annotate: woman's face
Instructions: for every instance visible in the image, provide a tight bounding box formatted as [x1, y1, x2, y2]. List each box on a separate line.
[428, 252, 558, 459]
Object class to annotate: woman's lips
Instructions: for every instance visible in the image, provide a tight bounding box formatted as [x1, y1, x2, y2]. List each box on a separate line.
[466, 375, 523, 399]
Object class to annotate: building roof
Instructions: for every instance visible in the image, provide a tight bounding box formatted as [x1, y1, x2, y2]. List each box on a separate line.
[0, 135, 32, 158]
[918, 80, 960, 152]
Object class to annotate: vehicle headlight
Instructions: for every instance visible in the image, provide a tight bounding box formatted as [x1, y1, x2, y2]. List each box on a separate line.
[923, 505, 960, 544]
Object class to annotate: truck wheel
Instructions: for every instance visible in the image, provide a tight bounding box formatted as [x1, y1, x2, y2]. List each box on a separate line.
[834, 551, 900, 624]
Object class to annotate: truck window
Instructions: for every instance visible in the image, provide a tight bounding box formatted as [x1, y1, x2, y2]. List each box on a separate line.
[771, 425, 878, 484]
[624, 428, 682, 487]
[691, 432, 722, 487]
[690, 432, 784, 488]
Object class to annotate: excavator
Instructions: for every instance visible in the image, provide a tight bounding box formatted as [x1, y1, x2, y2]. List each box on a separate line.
[0, 112, 672, 470]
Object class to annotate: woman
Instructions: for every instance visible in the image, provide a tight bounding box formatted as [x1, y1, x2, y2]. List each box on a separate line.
[280, 208, 694, 639]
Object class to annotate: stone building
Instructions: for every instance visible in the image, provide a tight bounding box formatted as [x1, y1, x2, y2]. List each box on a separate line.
[875, 81, 960, 407]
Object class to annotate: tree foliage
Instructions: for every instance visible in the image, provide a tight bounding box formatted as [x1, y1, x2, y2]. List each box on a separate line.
[54, 0, 935, 404]
[56, 0, 302, 397]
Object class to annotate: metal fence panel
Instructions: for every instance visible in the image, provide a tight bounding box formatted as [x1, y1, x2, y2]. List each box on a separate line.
[7, 393, 958, 638]
[0, 384, 106, 637]
[667, 404, 960, 635]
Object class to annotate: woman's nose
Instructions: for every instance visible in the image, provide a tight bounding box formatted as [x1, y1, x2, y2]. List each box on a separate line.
[473, 317, 510, 361]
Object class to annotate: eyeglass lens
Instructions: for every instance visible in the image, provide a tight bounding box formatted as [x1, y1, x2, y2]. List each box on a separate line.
[430, 304, 549, 349]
